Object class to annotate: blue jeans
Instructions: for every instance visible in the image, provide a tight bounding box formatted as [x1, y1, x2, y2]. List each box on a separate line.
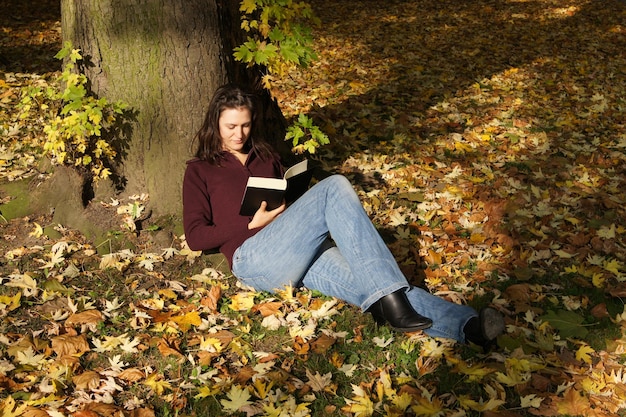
[232, 175, 477, 342]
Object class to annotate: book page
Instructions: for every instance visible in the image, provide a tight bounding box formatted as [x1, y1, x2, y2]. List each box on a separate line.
[247, 177, 287, 190]
[284, 160, 309, 180]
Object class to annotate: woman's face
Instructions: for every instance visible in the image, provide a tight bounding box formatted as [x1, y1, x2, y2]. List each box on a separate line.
[219, 106, 252, 155]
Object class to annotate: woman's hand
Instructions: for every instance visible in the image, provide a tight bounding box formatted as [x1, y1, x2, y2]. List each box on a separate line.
[248, 201, 286, 229]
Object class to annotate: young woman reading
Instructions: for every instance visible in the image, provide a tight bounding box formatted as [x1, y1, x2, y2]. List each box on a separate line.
[183, 85, 505, 346]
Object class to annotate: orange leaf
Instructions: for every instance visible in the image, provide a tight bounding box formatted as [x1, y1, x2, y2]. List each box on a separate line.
[253, 301, 282, 317]
[200, 285, 222, 312]
[556, 388, 592, 416]
[158, 338, 184, 358]
[424, 250, 443, 265]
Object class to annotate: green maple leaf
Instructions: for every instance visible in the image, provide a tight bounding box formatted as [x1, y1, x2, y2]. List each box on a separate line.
[540, 310, 589, 339]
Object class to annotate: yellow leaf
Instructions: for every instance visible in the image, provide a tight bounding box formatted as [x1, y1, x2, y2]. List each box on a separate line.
[603, 259, 623, 276]
[597, 224, 616, 239]
[171, 311, 202, 332]
[221, 385, 252, 413]
[29, 222, 43, 238]
[520, 394, 544, 408]
[1, 396, 28, 417]
[195, 385, 220, 399]
[0, 292, 21, 312]
[592, 272, 605, 288]
[230, 292, 256, 311]
[575, 344, 595, 364]
[198, 336, 224, 352]
[447, 356, 496, 382]
[411, 396, 446, 416]
[496, 369, 530, 386]
[469, 233, 486, 244]
[144, 373, 172, 395]
[342, 394, 374, 417]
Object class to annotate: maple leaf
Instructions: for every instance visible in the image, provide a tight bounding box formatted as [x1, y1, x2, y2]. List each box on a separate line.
[0, 359, 16, 376]
[0, 292, 21, 313]
[5, 273, 38, 296]
[496, 369, 531, 386]
[372, 335, 394, 348]
[16, 346, 46, 368]
[458, 394, 505, 412]
[198, 336, 224, 353]
[305, 369, 333, 392]
[447, 356, 496, 382]
[170, 311, 202, 332]
[144, 373, 172, 396]
[556, 388, 592, 416]
[310, 298, 339, 319]
[0, 396, 27, 417]
[120, 335, 141, 353]
[230, 292, 256, 311]
[194, 384, 220, 399]
[411, 395, 446, 417]
[220, 384, 253, 413]
[575, 344, 595, 364]
[520, 394, 544, 408]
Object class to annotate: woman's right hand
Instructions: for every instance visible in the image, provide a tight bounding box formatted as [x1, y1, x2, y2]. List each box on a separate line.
[248, 201, 286, 229]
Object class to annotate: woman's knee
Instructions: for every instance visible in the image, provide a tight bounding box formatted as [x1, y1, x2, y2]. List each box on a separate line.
[323, 174, 353, 193]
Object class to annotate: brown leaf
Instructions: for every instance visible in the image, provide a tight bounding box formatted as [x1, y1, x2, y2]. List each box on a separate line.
[127, 409, 156, 417]
[117, 368, 145, 382]
[311, 333, 336, 354]
[608, 282, 626, 298]
[51, 334, 90, 357]
[504, 283, 531, 302]
[81, 402, 124, 417]
[65, 310, 103, 328]
[200, 285, 222, 312]
[157, 337, 184, 358]
[22, 409, 50, 417]
[590, 303, 610, 319]
[234, 365, 255, 384]
[73, 371, 100, 390]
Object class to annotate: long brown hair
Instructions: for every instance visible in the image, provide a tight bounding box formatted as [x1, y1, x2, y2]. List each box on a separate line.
[193, 84, 274, 164]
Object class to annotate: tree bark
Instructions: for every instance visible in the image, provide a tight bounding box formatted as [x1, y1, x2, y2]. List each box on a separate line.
[61, 0, 227, 216]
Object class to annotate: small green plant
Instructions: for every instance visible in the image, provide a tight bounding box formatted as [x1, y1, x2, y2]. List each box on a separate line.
[234, 0, 329, 154]
[235, 0, 319, 87]
[285, 113, 330, 154]
[19, 41, 129, 182]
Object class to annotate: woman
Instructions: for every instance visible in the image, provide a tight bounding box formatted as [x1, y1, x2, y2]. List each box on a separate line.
[183, 84, 504, 346]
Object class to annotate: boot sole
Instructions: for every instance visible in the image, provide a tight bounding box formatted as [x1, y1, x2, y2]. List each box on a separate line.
[481, 307, 505, 341]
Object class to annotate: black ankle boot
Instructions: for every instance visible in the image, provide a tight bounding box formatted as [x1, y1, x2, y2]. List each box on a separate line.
[464, 307, 505, 349]
[367, 289, 433, 332]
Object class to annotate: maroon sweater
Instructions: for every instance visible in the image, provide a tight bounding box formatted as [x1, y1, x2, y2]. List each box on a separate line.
[182, 151, 283, 268]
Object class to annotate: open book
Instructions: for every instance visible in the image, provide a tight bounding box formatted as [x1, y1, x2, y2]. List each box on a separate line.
[239, 159, 313, 216]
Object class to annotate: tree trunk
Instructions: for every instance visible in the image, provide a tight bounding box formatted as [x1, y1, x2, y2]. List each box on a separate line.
[61, 0, 227, 217]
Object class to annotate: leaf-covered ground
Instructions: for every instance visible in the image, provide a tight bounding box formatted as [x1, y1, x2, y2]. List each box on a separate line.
[2, 0, 626, 416]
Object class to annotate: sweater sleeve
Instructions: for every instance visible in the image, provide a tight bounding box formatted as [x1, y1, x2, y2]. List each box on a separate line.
[182, 161, 252, 252]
